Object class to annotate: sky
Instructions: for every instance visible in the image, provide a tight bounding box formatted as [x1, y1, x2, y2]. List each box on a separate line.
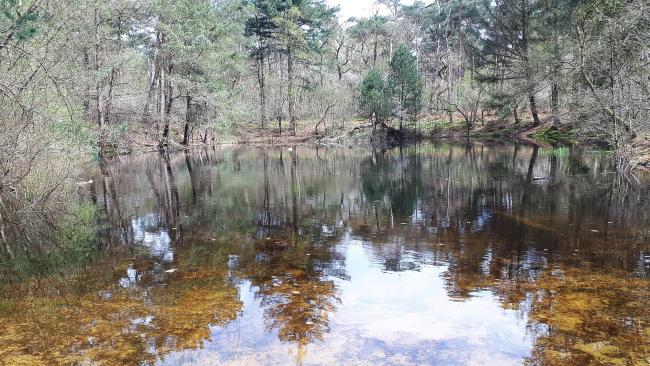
[325, 0, 382, 21]
[325, 0, 431, 22]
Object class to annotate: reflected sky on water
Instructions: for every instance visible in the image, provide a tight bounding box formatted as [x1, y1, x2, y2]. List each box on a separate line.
[0, 143, 648, 365]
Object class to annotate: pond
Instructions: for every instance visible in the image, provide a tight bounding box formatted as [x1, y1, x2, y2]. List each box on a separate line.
[0, 143, 649, 365]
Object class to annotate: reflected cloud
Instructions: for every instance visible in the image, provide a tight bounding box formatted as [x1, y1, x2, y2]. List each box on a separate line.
[119, 265, 139, 287]
[132, 213, 174, 261]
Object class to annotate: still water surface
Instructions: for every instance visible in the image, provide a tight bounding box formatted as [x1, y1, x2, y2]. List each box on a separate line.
[1, 143, 649, 365]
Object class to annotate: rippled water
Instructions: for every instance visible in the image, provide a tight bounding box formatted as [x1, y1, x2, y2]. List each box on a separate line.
[1, 143, 649, 365]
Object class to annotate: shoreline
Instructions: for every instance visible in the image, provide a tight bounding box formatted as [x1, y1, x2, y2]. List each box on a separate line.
[97, 120, 650, 171]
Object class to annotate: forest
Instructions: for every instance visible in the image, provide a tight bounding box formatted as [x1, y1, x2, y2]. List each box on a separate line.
[1, 2, 650, 364]
[0, 0, 649, 207]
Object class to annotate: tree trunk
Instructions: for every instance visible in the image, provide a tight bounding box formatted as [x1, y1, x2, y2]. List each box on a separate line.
[399, 89, 404, 133]
[161, 62, 173, 143]
[550, 32, 561, 126]
[551, 83, 560, 126]
[183, 95, 191, 145]
[257, 50, 267, 129]
[159, 54, 167, 144]
[143, 56, 160, 123]
[105, 67, 117, 125]
[287, 46, 296, 136]
[97, 86, 105, 128]
[158, 26, 173, 150]
[373, 37, 378, 67]
[105, 20, 122, 126]
[528, 93, 541, 127]
[447, 61, 453, 125]
[373, 113, 378, 133]
[521, 8, 541, 128]
[514, 106, 520, 124]
[93, 7, 104, 129]
[83, 49, 92, 116]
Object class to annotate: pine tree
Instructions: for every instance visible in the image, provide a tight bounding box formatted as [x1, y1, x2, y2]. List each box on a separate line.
[266, 0, 337, 135]
[478, 0, 544, 127]
[0, 0, 40, 47]
[360, 69, 391, 130]
[244, 0, 283, 129]
[388, 44, 423, 132]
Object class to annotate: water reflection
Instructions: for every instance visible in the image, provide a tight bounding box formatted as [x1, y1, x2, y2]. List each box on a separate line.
[132, 213, 174, 261]
[0, 143, 648, 365]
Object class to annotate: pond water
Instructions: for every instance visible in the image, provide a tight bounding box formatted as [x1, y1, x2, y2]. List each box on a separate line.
[1, 143, 649, 365]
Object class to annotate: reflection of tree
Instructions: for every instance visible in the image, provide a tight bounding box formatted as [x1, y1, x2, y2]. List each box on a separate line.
[239, 163, 347, 346]
[174, 147, 348, 348]
[360, 149, 423, 221]
[350, 143, 650, 364]
[253, 254, 340, 346]
[433, 233, 649, 365]
[360, 150, 393, 203]
[99, 157, 130, 245]
[3, 144, 649, 365]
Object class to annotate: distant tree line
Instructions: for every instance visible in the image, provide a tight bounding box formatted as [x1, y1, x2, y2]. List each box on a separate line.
[0, 0, 648, 175]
